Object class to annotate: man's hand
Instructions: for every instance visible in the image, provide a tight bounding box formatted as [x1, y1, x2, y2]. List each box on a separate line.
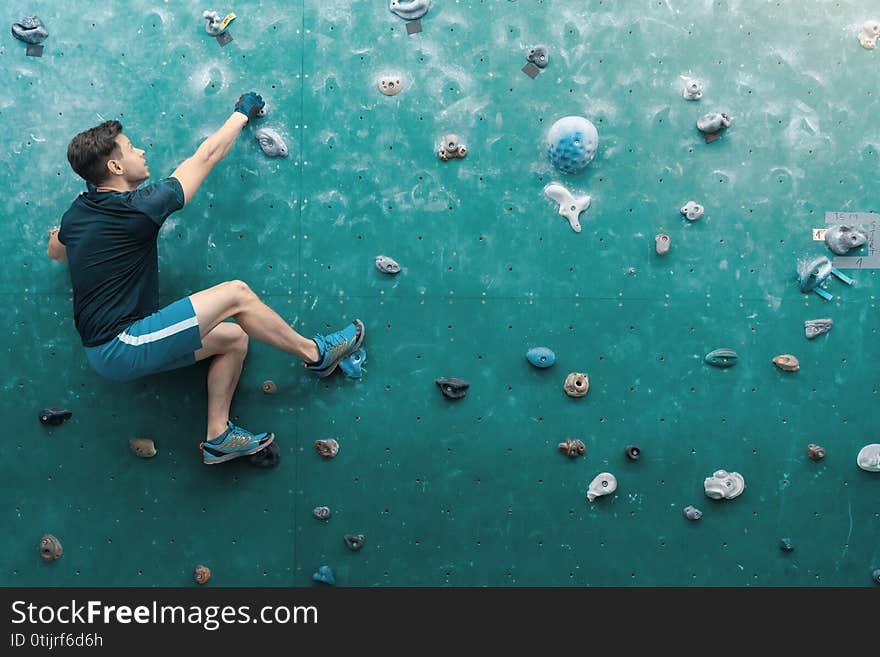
[47, 227, 67, 262]
[234, 92, 265, 120]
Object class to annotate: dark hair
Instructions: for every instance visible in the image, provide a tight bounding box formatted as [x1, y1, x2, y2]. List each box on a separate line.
[67, 120, 123, 186]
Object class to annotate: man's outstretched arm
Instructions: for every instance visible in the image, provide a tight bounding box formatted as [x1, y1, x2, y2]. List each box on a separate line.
[171, 92, 264, 206]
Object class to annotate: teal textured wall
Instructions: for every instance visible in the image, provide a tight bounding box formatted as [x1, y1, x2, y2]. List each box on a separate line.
[2, 0, 879, 586]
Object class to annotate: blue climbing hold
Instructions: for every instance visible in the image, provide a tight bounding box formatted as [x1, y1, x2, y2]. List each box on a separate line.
[312, 565, 335, 585]
[545, 116, 599, 174]
[796, 255, 854, 300]
[339, 348, 367, 379]
[526, 347, 556, 368]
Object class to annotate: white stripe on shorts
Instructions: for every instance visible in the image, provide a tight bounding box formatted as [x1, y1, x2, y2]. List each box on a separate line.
[117, 316, 200, 346]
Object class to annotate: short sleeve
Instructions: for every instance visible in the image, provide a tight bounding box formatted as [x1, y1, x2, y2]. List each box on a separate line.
[126, 177, 185, 226]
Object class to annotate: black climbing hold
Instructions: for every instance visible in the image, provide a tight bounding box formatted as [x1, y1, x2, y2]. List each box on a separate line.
[39, 407, 72, 426]
[216, 31, 233, 47]
[779, 538, 795, 553]
[406, 19, 422, 35]
[313, 506, 331, 520]
[435, 377, 469, 400]
[249, 442, 281, 468]
[624, 445, 641, 461]
[527, 45, 549, 68]
[344, 534, 365, 551]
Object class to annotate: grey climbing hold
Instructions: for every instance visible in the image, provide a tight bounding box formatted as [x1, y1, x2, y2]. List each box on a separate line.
[655, 233, 670, 255]
[436, 377, 469, 400]
[203, 10, 235, 36]
[129, 438, 157, 458]
[313, 506, 331, 521]
[704, 348, 738, 368]
[389, 0, 430, 20]
[703, 469, 745, 500]
[680, 201, 704, 221]
[779, 538, 795, 553]
[797, 255, 854, 299]
[586, 472, 617, 502]
[344, 534, 365, 551]
[697, 112, 731, 135]
[544, 183, 590, 233]
[11, 16, 48, 44]
[805, 318, 833, 339]
[255, 127, 288, 158]
[824, 225, 868, 255]
[526, 347, 556, 368]
[527, 45, 549, 68]
[682, 78, 702, 100]
[438, 134, 466, 160]
[857, 444, 880, 472]
[375, 255, 401, 274]
[339, 348, 366, 379]
[39, 534, 62, 561]
[312, 565, 335, 585]
[873, 569, 880, 585]
[683, 506, 703, 521]
[624, 445, 641, 461]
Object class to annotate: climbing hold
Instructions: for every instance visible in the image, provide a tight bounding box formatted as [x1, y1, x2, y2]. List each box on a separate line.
[313, 506, 331, 521]
[703, 469, 745, 500]
[39, 407, 72, 426]
[255, 127, 288, 158]
[261, 380, 277, 394]
[586, 472, 617, 502]
[797, 255, 854, 299]
[824, 225, 868, 255]
[696, 112, 731, 141]
[873, 569, 880, 585]
[624, 445, 641, 461]
[683, 506, 703, 521]
[339, 348, 367, 379]
[313, 565, 335, 585]
[249, 442, 281, 468]
[704, 348, 738, 368]
[805, 318, 833, 339]
[11, 16, 48, 44]
[378, 77, 403, 96]
[557, 438, 586, 459]
[315, 439, 340, 458]
[779, 538, 795, 553]
[438, 134, 467, 160]
[527, 45, 549, 68]
[655, 233, 670, 255]
[543, 183, 591, 233]
[389, 0, 430, 20]
[563, 372, 589, 397]
[857, 444, 880, 472]
[682, 77, 703, 100]
[344, 534, 366, 551]
[859, 20, 880, 49]
[194, 565, 211, 585]
[129, 438, 157, 458]
[546, 116, 599, 174]
[39, 534, 62, 562]
[526, 347, 556, 368]
[202, 10, 236, 36]
[375, 255, 401, 274]
[807, 444, 826, 461]
[435, 377, 469, 400]
[680, 201, 704, 221]
[772, 354, 800, 372]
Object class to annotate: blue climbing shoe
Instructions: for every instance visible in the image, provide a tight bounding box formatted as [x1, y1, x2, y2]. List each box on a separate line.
[200, 421, 275, 465]
[305, 319, 365, 378]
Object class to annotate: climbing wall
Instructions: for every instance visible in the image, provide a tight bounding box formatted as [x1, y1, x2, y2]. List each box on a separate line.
[3, 0, 879, 586]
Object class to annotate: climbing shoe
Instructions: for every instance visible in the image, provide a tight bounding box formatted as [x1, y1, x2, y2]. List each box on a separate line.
[305, 319, 365, 378]
[200, 421, 275, 465]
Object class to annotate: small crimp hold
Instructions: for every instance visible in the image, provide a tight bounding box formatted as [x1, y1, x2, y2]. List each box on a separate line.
[807, 444, 826, 461]
[339, 348, 367, 379]
[655, 233, 670, 255]
[313, 506, 331, 520]
[315, 439, 339, 458]
[804, 319, 832, 339]
[379, 77, 403, 95]
[436, 377, 469, 400]
[680, 201, 704, 221]
[772, 354, 800, 372]
[39, 407, 72, 426]
[375, 255, 401, 274]
[438, 134, 467, 161]
[873, 569, 880, 585]
[704, 348, 738, 368]
[563, 372, 589, 397]
[194, 565, 211, 584]
[683, 506, 703, 521]
[624, 445, 641, 461]
[344, 534, 366, 551]
[39, 534, 63, 561]
[527, 45, 549, 68]
[682, 78, 702, 100]
[526, 347, 556, 368]
[779, 538, 795, 553]
[313, 565, 335, 585]
[249, 442, 281, 468]
[261, 380, 277, 394]
[557, 438, 586, 459]
[129, 438, 157, 458]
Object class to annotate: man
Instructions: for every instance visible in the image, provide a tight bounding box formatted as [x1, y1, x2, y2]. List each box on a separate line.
[46, 92, 364, 465]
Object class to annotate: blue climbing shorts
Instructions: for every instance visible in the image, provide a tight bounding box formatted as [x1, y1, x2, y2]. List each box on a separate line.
[84, 297, 203, 382]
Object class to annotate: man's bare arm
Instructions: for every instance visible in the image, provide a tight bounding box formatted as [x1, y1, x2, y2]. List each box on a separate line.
[46, 227, 67, 262]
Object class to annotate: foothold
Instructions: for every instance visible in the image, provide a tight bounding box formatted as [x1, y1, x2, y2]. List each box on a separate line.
[194, 565, 211, 585]
[527, 45, 549, 68]
[435, 377, 469, 400]
[339, 348, 367, 379]
[438, 134, 467, 160]
[255, 127, 288, 158]
[653, 233, 671, 255]
[378, 77, 402, 95]
[39, 534, 62, 562]
[526, 347, 556, 368]
[203, 10, 235, 36]
[261, 380, 277, 394]
[375, 255, 401, 274]
[779, 538, 795, 553]
[703, 469, 745, 500]
[11, 16, 48, 44]
[129, 438, 157, 458]
[704, 348, 738, 368]
[682, 77, 703, 100]
[683, 506, 703, 521]
[546, 116, 599, 174]
[557, 438, 586, 459]
[312, 565, 335, 585]
[39, 407, 72, 426]
[249, 442, 281, 468]
[389, 0, 430, 21]
[680, 201, 704, 221]
[586, 472, 617, 502]
[805, 318, 833, 340]
[563, 372, 589, 398]
[873, 569, 880, 585]
[772, 354, 800, 372]
[344, 534, 366, 551]
[797, 255, 853, 299]
[696, 112, 731, 139]
[543, 183, 591, 233]
[624, 445, 641, 461]
[824, 225, 868, 255]
[313, 506, 331, 521]
[807, 444, 826, 461]
[859, 20, 880, 49]
[856, 444, 880, 472]
[315, 439, 340, 458]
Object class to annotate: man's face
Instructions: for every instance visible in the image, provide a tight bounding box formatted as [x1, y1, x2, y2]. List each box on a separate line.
[109, 133, 149, 184]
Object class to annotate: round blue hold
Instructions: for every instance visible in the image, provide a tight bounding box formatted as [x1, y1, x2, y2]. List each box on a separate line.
[312, 565, 335, 585]
[546, 116, 599, 174]
[526, 347, 556, 368]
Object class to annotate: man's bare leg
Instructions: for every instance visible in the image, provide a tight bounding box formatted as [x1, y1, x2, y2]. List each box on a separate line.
[194, 322, 249, 440]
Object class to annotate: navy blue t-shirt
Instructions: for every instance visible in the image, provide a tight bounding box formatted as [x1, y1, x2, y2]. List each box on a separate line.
[58, 178, 185, 347]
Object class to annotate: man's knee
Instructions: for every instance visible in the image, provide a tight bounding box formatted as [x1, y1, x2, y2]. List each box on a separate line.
[234, 326, 249, 355]
[224, 279, 258, 311]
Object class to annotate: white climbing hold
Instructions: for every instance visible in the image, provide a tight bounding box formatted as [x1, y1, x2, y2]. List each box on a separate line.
[586, 472, 617, 502]
[857, 444, 880, 472]
[703, 469, 745, 500]
[544, 183, 591, 233]
[859, 20, 880, 49]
